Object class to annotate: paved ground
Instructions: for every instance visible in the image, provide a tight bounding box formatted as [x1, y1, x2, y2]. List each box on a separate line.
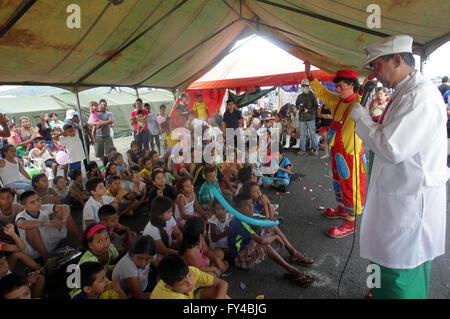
[73, 136, 449, 299]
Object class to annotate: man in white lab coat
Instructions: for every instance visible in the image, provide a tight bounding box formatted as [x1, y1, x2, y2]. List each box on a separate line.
[351, 35, 448, 299]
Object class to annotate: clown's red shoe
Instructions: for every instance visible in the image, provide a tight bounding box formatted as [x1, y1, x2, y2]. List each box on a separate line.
[328, 220, 354, 238]
[324, 206, 349, 219]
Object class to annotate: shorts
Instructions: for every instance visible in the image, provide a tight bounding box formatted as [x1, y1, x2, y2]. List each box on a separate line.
[44, 159, 56, 168]
[68, 161, 81, 172]
[234, 227, 274, 269]
[94, 136, 114, 158]
[320, 126, 330, 134]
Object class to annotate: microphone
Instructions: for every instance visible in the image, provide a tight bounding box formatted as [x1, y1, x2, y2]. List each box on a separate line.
[360, 81, 376, 107]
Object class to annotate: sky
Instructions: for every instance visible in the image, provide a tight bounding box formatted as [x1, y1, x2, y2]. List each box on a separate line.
[0, 36, 448, 93]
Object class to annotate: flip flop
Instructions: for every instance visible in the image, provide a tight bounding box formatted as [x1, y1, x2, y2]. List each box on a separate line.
[286, 256, 315, 267]
[283, 273, 315, 287]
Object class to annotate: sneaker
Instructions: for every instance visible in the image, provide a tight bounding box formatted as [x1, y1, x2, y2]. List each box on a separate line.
[311, 150, 319, 156]
[272, 204, 279, 210]
[297, 150, 305, 155]
[273, 210, 279, 216]
[327, 220, 355, 238]
[324, 206, 348, 219]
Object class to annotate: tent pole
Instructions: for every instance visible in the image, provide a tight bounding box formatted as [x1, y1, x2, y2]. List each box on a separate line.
[135, 87, 140, 99]
[74, 87, 89, 162]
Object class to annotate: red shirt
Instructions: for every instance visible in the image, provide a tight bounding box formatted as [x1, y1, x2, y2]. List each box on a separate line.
[131, 109, 149, 131]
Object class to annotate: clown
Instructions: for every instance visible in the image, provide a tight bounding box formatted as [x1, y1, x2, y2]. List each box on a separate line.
[304, 62, 366, 238]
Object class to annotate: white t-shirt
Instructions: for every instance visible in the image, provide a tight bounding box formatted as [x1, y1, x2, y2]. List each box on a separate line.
[82, 195, 115, 231]
[208, 213, 232, 249]
[58, 135, 85, 163]
[30, 148, 53, 161]
[112, 253, 156, 298]
[143, 217, 177, 248]
[15, 204, 68, 259]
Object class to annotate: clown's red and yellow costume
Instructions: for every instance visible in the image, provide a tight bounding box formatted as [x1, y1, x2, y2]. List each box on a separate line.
[309, 71, 366, 238]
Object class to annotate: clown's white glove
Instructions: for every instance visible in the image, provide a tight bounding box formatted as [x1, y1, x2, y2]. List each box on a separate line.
[350, 103, 371, 123]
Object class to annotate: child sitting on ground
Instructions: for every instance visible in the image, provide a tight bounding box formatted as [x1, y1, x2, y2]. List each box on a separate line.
[128, 169, 148, 208]
[198, 166, 223, 208]
[140, 158, 153, 188]
[179, 216, 228, 278]
[0, 251, 45, 299]
[193, 161, 234, 195]
[149, 150, 164, 168]
[105, 161, 120, 178]
[112, 235, 159, 299]
[106, 175, 138, 217]
[32, 173, 64, 205]
[147, 170, 177, 210]
[86, 161, 103, 180]
[242, 181, 280, 220]
[150, 254, 230, 299]
[68, 169, 90, 206]
[77, 223, 120, 276]
[208, 199, 233, 252]
[175, 177, 208, 228]
[0, 273, 32, 299]
[15, 190, 82, 263]
[0, 188, 22, 226]
[262, 149, 291, 192]
[30, 137, 59, 178]
[103, 147, 117, 170]
[112, 152, 132, 181]
[83, 178, 119, 232]
[235, 167, 256, 195]
[52, 176, 69, 200]
[71, 261, 126, 299]
[173, 155, 194, 181]
[143, 196, 182, 257]
[126, 141, 142, 171]
[228, 194, 314, 287]
[98, 204, 136, 253]
[0, 224, 43, 273]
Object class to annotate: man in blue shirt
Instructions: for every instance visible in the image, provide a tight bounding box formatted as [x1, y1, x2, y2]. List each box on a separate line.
[261, 149, 291, 192]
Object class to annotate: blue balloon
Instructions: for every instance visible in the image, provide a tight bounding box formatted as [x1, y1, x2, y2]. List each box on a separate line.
[210, 186, 279, 227]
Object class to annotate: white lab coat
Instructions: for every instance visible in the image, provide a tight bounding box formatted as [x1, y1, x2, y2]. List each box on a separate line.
[351, 71, 448, 269]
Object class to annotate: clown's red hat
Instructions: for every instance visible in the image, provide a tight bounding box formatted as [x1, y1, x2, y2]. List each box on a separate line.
[335, 69, 359, 80]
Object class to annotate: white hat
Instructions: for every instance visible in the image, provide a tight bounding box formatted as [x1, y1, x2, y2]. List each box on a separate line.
[65, 109, 79, 120]
[252, 118, 261, 126]
[361, 35, 413, 69]
[301, 79, 310, 86]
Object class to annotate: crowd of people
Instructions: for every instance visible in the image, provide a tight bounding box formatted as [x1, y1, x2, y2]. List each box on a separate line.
[0, 34, 447, 300]
[0, 92, 322, 299]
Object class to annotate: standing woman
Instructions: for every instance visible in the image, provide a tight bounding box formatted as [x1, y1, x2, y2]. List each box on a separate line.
[317, 104, 332, 159]
[18, 116, 38, 152]
[35, 113, 53, 149]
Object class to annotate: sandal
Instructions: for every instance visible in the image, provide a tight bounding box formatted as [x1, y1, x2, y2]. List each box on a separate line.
[287, 255, 314, 267]
[283, 273, 315, 287]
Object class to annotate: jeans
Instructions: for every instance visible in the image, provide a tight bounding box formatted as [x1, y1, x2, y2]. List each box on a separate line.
[149, 134, 160, 151]
[299, 120, 318, 151]
[134, 129, 150, 150]
[4, 180, 33, 191]
[262, 176, 289, 187]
